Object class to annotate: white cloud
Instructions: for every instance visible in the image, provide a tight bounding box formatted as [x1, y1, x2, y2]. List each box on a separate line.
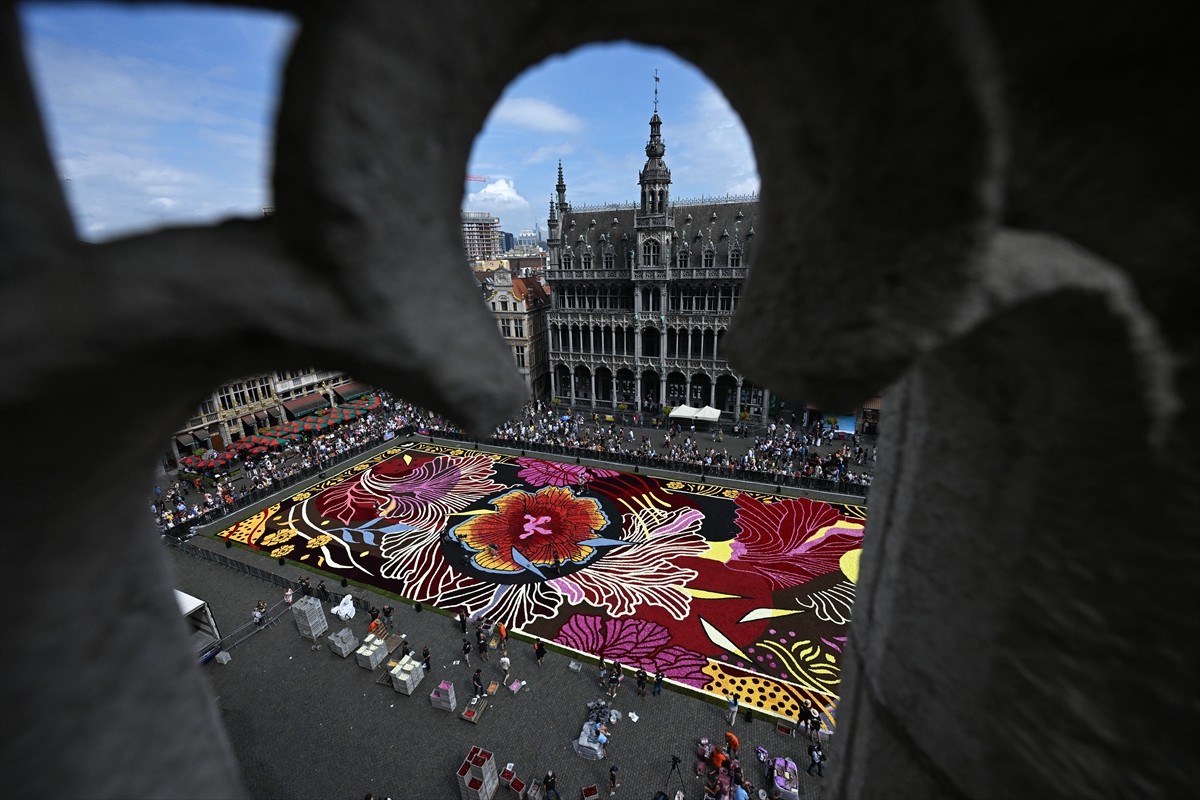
[490, 97, 583, 134]
[149, 197, 177, 210]
[464, 179, 534, 233]
[669, 87, 760, 198]
[468, 179, 530, 210]
[523, 144, 573, 166]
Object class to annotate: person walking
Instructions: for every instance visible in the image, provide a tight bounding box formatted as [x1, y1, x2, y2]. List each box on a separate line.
[606, 663, 621, 698]
[635, 668, 648, 697]
[499, 653, 511, 685]
[421, 645, 431, 671]
[542, 771, 561, 800]
[726, 693, 740, 726]
[806, 742, 825, 777]
[459, 609, 468, 636]
[472, 668, 484, 698]
[534, 639, 546, 667]
[381, 604, 394, 631]
[283, 587, 294, 606]
[608, 764, 620, 796]
[477, 637, 489, 662]
[652, 670, 664, 696]
[461, 638, 472, 666]
[725, 731, 740, 759]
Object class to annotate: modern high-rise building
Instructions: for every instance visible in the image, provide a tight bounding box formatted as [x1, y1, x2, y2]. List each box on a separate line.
[516, 227, 542, 249]
[461, 211, 502, 262]
[544, 106, 769, 421]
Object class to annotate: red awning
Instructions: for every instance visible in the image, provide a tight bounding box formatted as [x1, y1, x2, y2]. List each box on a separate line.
[333, 381, 373, 402]
[255, 410, 269, 420]
[282, 392, 330, 419]
[240, 414, 257, 427]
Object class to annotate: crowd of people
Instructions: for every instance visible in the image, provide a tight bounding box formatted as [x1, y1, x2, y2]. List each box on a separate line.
[153, 394, 875, 534]
[151, 395, 466, 533]
[491, 401, 875, 489]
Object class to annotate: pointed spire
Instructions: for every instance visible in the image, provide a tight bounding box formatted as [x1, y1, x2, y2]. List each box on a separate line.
[556, 160, 567, 209]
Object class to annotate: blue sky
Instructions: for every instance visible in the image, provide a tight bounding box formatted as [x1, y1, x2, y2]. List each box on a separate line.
[19, 3, 758, 242]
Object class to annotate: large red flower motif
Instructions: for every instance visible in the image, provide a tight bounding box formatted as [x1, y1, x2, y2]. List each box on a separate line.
[452, 486, 610, 573]
[727, 494, 863, 590]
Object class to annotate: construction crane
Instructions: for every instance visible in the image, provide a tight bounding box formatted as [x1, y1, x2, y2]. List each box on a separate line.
[466, 175, 489, 182]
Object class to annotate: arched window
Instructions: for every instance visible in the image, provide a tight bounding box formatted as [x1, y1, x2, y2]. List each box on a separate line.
[563, 251, 573, 268]
[730, 246, 741, 268]
[604, 251, 614, 270]
[626, 250, 634, 269]
[583, 252, 592, 269]
[678, 247, 689, 269]
[642, 239, 661, 266]
[703, 248, 715, 269]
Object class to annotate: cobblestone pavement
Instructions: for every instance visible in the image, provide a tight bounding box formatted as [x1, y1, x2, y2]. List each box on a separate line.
[169, 536, 831, 800]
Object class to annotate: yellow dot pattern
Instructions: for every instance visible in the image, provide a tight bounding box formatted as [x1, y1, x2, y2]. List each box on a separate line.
[702, 661, 838, 729]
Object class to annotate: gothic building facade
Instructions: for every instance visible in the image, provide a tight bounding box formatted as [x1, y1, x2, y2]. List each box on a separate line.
[545, 109, 770, 421]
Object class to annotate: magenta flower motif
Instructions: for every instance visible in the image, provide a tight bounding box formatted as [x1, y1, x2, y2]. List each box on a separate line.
[727, 494, 862, 590]
[515, 457, 619, 488]
[553, 614, 710, 686]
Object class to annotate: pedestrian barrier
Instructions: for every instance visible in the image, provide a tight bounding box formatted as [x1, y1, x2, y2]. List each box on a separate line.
[159, 414, 869, 540]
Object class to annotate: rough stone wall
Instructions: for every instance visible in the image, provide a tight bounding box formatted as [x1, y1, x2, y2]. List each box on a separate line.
[1, 1, 1194, 797]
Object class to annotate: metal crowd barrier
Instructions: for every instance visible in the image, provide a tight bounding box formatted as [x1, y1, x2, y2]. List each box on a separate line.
[162, 424, 869, 538]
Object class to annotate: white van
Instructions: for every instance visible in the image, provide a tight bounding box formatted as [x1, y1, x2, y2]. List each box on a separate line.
[175, 589, 222, 663]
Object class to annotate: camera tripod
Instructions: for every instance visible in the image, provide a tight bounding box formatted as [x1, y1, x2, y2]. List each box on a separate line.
[661, 755, 686, 800]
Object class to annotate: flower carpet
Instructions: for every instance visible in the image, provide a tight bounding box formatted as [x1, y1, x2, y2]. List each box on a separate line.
[216, 441, 866, 726]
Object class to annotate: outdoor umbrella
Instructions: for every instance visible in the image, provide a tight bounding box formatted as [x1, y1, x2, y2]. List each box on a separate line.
[249, 446, 268, 455]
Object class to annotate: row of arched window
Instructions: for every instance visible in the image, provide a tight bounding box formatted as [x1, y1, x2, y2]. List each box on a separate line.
[549, 323, 728, 361]
[560, 239, 744, 270]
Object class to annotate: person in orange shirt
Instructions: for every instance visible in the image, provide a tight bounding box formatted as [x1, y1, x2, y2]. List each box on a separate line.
[725, 731, 740, 758]
[711, 746, 728, 773]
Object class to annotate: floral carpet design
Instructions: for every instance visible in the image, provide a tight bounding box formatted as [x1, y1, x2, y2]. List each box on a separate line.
[217, 442, 866, 725]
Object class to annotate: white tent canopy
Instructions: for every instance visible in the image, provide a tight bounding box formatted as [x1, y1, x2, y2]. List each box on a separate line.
[696, 406, 722, 422]
[668, 404, 699, 420]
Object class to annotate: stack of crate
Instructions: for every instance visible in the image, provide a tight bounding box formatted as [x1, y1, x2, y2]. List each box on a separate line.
[326, 628, 357, 658]
[389, 652, 425, 694]
[291, 596, 328, 640]
[456, 746, 498, 800]
[355, 634, 387, 670]
[430, 680, 457, 712]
